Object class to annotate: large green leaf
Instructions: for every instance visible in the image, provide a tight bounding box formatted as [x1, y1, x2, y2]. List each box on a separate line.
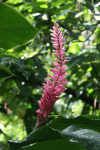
[48, 116, 100, 150]
[8, 126, 63, 150]
[48, 115, 100, 132]
[8, 115, 100, 150]
[0, 2, 38, 49]
[60, 125, 100, 150]
[17, 139, 86, 150]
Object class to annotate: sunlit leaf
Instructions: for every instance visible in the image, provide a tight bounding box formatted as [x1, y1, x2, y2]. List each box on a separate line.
[0, 3, 38, 49]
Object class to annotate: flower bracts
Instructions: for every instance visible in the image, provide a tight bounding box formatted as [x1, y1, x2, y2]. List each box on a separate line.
[35, 22, 69, 128]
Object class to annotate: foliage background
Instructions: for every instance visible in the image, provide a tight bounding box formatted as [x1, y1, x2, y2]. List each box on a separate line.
[0, 0, 100, 149]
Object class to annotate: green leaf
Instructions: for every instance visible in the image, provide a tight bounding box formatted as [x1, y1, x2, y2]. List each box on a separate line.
[8, 115, 100, 150]
[0, 64, 12, 81]
[51, 0, 67, 7]
[53, 3, 77, 14]
[17, 139, 86, 150]
[67, 55, 92, 70]
[83, 115, 100, 120]
[84, 2, 94, 13]
[0, 65, 11, 74]
[8, 126, 63, 150]
[48, 115, 100, 133]
[26, 1, 47, 6]
[48, 116, 100, 150]
[14, 43, 30, 53]
[0, 2, 38, 49]
[60, 125, 100, 150]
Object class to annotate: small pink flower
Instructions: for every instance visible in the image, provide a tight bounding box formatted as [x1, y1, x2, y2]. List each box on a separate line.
[36, 22, 69, 127]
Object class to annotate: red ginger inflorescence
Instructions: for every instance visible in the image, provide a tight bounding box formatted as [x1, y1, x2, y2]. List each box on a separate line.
[36, 22, 69, 128]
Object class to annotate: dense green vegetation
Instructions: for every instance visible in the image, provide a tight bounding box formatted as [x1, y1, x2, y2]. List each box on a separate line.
[0, 0, 100, 149]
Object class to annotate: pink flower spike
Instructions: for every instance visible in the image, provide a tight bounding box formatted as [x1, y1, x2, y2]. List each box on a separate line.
[35, 22, 69, 129]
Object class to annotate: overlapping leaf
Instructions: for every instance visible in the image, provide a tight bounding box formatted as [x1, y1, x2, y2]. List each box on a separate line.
[8, 115, 100, 150]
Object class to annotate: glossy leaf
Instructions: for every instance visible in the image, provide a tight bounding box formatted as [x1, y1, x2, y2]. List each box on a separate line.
[48, 115, 100, 133]
[60, 126, 100, 150]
